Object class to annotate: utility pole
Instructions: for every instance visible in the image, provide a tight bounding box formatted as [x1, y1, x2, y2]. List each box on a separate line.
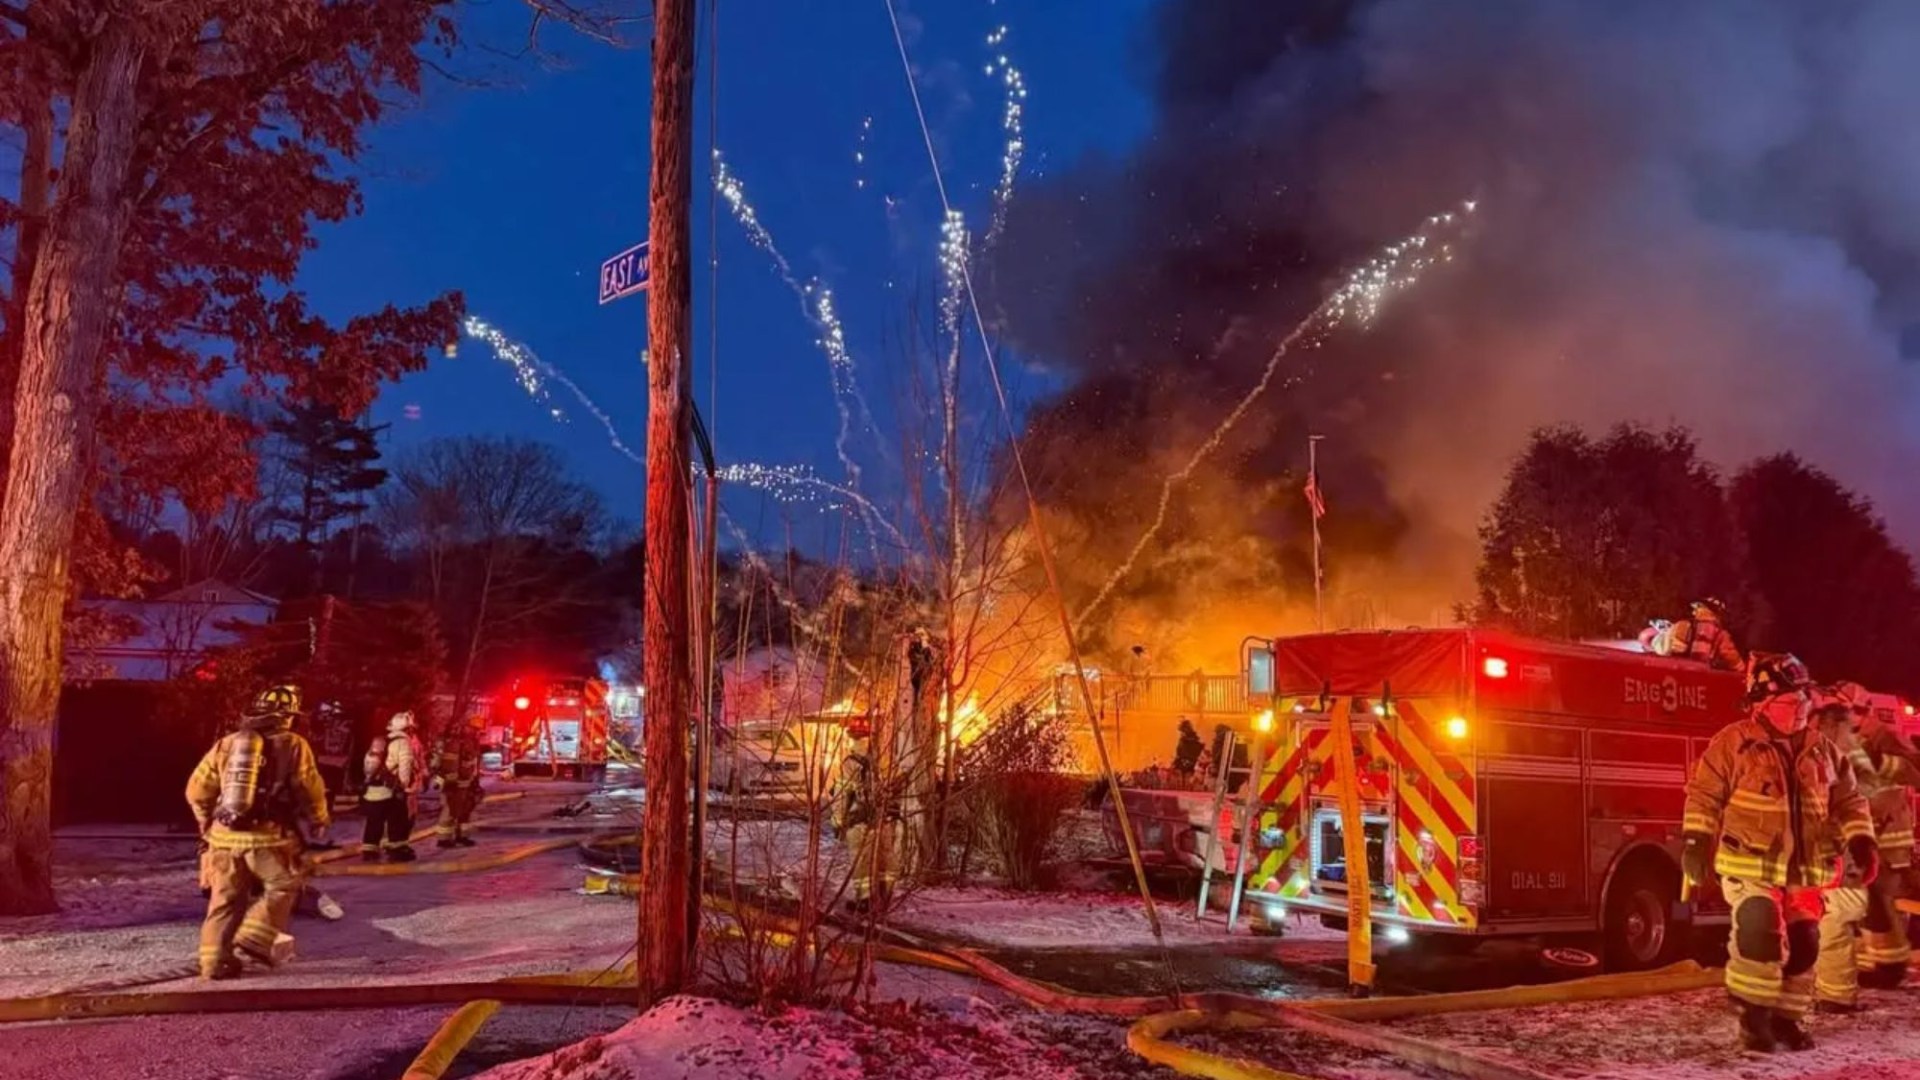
[640, 0, 696, 1003]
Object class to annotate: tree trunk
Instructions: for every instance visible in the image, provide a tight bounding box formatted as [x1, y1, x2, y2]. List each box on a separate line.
[0, 68, 56, 487]
[0, 21, 146, 916]
[639, 0, 696, 1002]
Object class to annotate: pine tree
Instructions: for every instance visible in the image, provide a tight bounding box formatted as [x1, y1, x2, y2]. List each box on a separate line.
[270, 403, 389, 556]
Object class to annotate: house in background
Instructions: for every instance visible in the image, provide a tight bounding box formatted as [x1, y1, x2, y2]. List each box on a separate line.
[57, 580, 279, 828]
[68, 579, 278, 683]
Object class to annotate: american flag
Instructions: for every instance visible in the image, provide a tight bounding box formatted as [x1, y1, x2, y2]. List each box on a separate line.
[1304, 468, 1326, 520]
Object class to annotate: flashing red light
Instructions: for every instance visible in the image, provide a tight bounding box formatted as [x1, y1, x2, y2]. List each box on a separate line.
[1458, 834, 1483, 861]
[1906, 702, 1916, 717]
[1482, 657, 1509, 679]
[513, 695, 532, 711]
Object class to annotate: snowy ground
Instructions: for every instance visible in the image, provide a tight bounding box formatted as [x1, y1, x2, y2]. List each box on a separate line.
[9, 787, 1920, 1079]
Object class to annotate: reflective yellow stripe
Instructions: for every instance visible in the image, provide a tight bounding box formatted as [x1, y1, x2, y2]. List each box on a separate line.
[1715, 851, 1776, 883]
[1726, 970, 1782, 1005]
[1877, 830, 1914, 849]
[1729, 790, 1788, 812]
[1842, 820, 1876, 842]
[1682, 813, 1718, 834]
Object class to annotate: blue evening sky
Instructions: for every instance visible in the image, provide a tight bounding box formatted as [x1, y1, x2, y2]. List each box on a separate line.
[296, 0, 1155, 538]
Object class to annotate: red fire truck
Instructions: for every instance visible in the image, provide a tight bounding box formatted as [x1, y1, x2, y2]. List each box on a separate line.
[1244, 628, 1759, 970]
[502, 675, 612, 782]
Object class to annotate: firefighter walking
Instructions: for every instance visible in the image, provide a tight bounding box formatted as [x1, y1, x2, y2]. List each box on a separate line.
[1814, 681, 1920, 1010]
[185, 684, 331, 980]
[362, 711, 424, 862]
[431, 719, 485, 848]
[1682, 653, 1875, 1052]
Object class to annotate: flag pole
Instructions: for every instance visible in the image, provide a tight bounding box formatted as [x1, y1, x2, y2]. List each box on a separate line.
[1309, 434, 1324, 631]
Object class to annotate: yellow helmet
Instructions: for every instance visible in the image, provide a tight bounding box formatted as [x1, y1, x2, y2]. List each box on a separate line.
[245, 684, 302, 721]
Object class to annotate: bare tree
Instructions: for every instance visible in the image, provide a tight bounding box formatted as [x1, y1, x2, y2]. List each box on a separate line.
[383, 436, 605, 714]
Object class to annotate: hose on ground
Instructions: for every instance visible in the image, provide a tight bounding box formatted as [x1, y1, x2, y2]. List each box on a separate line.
[401, 1000, 502, 1080]
[318, 838, 575, 877]
[0, 978, 633, 1025]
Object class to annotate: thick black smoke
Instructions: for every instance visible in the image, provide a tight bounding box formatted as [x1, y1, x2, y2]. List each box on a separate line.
[995, 0, 1920, 661]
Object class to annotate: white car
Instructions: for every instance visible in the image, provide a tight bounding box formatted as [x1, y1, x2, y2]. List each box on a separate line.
[710, 721, 846, 801]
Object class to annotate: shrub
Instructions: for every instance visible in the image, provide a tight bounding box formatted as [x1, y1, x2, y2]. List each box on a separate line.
[970, 770, 1085, 890]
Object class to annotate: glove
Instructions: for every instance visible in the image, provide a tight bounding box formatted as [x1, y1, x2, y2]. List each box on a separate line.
[1681, 833, 1712, 886]
[1846, 834, 1880, 886]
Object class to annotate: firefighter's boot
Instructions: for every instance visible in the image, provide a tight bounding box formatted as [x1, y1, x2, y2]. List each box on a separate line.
[454, 835, 476, 848]
[360, 849, 381, 863]
[387, 844, 417, 863]
[1737, 1003, 1776, 1053]
[203, 957, 244, 982]
[437, 837, 457, 849]
[1769, 1013, 1814, 1052]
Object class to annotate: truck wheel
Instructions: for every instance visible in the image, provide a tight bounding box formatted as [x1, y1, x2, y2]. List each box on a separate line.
[1604, 864, 1681, 971]
[1319, 913, 1349, 931]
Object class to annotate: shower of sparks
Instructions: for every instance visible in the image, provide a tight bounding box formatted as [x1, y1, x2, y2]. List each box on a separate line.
[983, 23, 1027, 247]
[854, 115, 874, 190]
[939, 209, 970, 340]
[714, 149, 802, 291]
[1076, 198, 1483, 627]
[463, 315, 641, 463]
[461, 315, 565, 424]
[713, 149, 880, 486]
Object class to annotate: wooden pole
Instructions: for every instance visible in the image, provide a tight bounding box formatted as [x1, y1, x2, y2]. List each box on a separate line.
[640, 0, 696, 1003]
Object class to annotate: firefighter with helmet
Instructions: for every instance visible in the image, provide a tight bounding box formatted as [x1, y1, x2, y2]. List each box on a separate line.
[431, 715, 485, 848]
[830, 717, 885, 908]
[185, 684, 330, 980]
[1815, 680, 1920, 1005]
[361, 711, 425, 862]
[1642, 597, 1744, 671]
[1682, 653, 1874, 1051]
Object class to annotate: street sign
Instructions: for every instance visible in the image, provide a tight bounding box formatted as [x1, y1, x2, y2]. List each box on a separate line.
[598, 241, 650, 304]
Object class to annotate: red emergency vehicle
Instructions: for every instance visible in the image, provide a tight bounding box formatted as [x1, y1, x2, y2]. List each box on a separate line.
[502, 675, 612, 782]
[1244, 628, 1750, 970]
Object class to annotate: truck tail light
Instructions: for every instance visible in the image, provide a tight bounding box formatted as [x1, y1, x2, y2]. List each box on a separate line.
[1457, 833, 1483, 864]
[1457, 833, 1484, 909]
[1482, 656, 1509, 679]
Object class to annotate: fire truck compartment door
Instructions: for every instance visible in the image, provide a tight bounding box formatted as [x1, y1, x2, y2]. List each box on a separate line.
[1485, 771, 1587, 918]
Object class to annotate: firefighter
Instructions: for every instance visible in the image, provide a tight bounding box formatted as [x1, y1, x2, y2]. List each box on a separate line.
[1682, 653, 1875, 1052]
[1645, 598, 1744, 670]
[830, 723, 884, 909]
[431, 718, 485, 848]
[185, 684, 330, 980]
[1834, 681, 1920, 990]
[1811, 690, 1877, 1013]
[361, 711, 424, 862]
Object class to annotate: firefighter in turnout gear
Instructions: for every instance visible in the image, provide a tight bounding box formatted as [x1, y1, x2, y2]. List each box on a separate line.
[829, 724, 886, 908]
[1643, 597, 1745, 670]
[362, 711, 424, 862]
[185, 684, 330, 980]
[1830, 681, 1920, 991]
[431, 720, 485, 848]
[1682, 653, 1874, 1052]
[1810, 690, 1880, 1013]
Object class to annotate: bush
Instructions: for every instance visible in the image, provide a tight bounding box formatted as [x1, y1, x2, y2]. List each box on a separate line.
[970, 771, 1085, 890]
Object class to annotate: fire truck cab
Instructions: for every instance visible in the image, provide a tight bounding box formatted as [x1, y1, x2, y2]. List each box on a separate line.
[1245, 628, 1746, 970]
[503, 676, 612, 783]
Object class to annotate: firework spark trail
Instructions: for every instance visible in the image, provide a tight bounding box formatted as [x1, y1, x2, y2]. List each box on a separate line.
[465, 315, 898, 540]
[983, 22, 1027, 248]
[1074, 199, 1481, 627]
[462, 315, 643, 464]
[712, 149, 881, 482]
[854, 115, 874, 191]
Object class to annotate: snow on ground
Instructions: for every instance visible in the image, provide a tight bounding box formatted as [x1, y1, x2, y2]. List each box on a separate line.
[473, 993, 1164, 1080]
[1385, 985, 1920, 1080]
[891, 884, 1344, 953]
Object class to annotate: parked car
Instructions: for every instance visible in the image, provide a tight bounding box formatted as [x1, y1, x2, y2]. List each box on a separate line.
[710, 721, 846, 801]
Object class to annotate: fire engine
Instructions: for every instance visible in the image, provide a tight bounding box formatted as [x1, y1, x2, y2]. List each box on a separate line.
[502, 675, 613, 782]
[1243, 628, 1757, 970]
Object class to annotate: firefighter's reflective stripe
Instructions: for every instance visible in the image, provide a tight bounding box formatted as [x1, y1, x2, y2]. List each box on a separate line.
[1682, 811, 1718, 835]
[1877, 829, 1915, 852]
[1728, 790, 1788, 813]
[1840, 818, 1875, 842]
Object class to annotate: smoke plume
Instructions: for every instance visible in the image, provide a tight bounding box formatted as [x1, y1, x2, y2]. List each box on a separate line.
[994, 0, 1920, 667]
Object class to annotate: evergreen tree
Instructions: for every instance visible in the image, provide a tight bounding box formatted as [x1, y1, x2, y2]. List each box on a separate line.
[270, 403, 389, 557]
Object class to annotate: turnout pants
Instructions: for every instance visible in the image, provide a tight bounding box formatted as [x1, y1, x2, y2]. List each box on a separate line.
[1859, 867, 1914, 987]
[361, 796, 414, 855]
[199, 845, 299, 976]
[437, 783, 480, 841]
[1723, 877, 1822, 1018]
